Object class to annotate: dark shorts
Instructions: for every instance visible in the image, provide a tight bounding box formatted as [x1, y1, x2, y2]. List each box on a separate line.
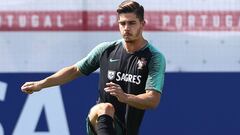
[86, 116, 125, 135]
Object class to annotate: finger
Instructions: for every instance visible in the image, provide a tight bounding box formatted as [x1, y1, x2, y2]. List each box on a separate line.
[25, 91, 33, 94]
[106, 82, 119, 86]
[109, 92, 117, 96]
[21, 82, 33, 89]
[21, 85, 28, 90]
[23, 82, 34, 87]
[106, 82, 116, 85]
[27, 91, 34, 94]
[109, 86, 118, 89]
[104, 87, 113, 92]
[104, 87, 119, 93]
[21, 86, 28, 91]
[22, 88, 32, 94]
[21, 85, 31, 91]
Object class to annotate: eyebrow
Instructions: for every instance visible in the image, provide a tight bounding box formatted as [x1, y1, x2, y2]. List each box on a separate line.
[118, 20, 137, 23]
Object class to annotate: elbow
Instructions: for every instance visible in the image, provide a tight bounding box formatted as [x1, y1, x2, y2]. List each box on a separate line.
[69, 65, 82, 77]
[145, 90, 161, 109]
[148, 99, 160, 109]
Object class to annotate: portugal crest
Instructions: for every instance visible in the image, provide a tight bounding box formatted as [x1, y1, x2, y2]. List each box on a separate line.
[107, 70, 116, 80]
[137, 58, 147, 70]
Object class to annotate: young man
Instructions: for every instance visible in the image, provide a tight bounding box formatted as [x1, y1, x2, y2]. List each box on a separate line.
[21, 1, 166, 135]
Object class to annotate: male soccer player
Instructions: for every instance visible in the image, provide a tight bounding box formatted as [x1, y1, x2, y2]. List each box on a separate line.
[21, 1, 166, 135]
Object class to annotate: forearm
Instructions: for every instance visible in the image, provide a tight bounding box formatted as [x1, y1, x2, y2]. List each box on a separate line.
[124, 91, 160, 110]
[105, 82, 161, 110]
[39, 65, 81, 89]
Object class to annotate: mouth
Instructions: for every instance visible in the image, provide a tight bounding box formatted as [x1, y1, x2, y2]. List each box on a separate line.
[123, 33, 132, 37]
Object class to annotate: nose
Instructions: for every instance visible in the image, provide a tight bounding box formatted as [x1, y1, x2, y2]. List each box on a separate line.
[124, 23, 130, 31]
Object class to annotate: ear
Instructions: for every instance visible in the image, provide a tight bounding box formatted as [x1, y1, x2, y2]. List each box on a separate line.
[141, 20, 146, 26]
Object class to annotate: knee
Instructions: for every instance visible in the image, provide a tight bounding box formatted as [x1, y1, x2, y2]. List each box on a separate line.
[98, 103, 115, 118]
[88, 103, 115, 128]
[89, 103, 115, 118]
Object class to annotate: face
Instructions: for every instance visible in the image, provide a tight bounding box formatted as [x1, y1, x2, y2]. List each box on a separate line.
[118, 13, 145, 43]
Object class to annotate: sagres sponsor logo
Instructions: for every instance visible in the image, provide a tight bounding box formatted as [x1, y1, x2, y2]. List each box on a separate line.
[108, 71, 142, 85]
[108, 70, 116, 80]
[116, 72, 142, 85]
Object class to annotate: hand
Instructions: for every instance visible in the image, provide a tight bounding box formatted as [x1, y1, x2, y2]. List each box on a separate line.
[21, 81, 42, 94]
[104, 82, 127, 103]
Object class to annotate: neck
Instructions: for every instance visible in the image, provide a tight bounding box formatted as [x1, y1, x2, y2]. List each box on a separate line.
[124, 38, 147, 53]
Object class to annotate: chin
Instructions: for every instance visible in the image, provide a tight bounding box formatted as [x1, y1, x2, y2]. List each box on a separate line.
[124, 39, 134, 43]
[123, 37, 134, 42]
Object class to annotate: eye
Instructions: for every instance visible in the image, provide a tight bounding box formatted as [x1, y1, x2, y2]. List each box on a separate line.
[119, 22, 126, 26]
[129, 21, 136, 25]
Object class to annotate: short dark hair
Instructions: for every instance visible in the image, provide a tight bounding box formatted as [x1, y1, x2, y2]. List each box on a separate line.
[117, 0, 144, 21]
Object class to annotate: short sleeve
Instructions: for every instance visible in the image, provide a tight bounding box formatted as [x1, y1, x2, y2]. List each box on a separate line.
[74, 42, 111, 75]
[145, 52, 166, 93]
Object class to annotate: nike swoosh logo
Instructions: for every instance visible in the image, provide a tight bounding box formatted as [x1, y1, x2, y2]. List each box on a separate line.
[109, 58, 120, 62]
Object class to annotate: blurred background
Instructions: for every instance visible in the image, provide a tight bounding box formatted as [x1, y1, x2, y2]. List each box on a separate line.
[0, 0, 240, 135]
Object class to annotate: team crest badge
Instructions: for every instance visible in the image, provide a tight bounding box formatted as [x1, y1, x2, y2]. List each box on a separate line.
[137, 58, 147, 70]
[107, 70, 116, 80]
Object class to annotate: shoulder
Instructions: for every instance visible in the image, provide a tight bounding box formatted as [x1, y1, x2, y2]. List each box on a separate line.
[147, 43, 166, 63]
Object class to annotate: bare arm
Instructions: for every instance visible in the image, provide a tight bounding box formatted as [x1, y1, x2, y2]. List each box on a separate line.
[123, 90, 160, 109]
[21, 65, 82, 94]
[104, 82, 161, 110]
